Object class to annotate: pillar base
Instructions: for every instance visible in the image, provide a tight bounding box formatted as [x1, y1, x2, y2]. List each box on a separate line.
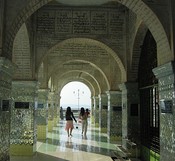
[91, 116, 95, 124]
[37, 125, 47, 140]
[101, 127, 107, 133]
[48, 120, 54, 132]
[53, 117, 58, 126]
[10, 144, 36, 156]
[95, 123, 99, 127]
[110, 135, 122, 142]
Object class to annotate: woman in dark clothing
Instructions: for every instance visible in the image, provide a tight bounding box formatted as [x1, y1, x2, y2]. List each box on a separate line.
[65, 106, 77, 137]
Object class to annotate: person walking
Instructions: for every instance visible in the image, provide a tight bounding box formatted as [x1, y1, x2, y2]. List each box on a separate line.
[60, 106, 64, 120]
[65, 106, 77, 137]
[79, 107, 88, 136]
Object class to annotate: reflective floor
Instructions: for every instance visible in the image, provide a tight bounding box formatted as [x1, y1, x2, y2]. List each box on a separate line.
[11, 120, 141, 161]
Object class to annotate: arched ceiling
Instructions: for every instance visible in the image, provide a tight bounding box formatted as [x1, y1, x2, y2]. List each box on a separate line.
[48, 60, 109, 91]
[38, 38, 126, 82]
[40, 38, 125, 82]
[39, 38, 123, 94]
[52, 65, 105, 90]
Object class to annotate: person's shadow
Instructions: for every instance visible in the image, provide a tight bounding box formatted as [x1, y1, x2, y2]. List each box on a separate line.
[11, 152, 69, 161]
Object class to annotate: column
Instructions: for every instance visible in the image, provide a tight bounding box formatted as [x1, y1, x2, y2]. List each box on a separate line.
[37, 89, 49, 140]
[119, 82, 139, 157]
[153, 61, 175, 161]
[99, 94, 102, 129]
[0, 57, 16, 161]
[48, 91, 54, 132]
[89, 97, 94, 124]
[99, 93, 108, 133]
[58, 96, 62, 120]
[10, 81, 38, 156]
[94, 95, 100, 127]
[106, 91, 122, 142]
[53, 93, 59, 126]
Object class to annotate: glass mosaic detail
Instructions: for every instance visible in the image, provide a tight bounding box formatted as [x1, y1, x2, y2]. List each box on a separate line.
[10, 103, 36, 145]
[48, 103, 54, 120]
[0, 110, 10, 161]
[53, 104, 58, 119]
[36, 108, 47, 125]
[95, 109, 99, 125]
[101, 109, 107, 128]
[110, 107, 122, 137]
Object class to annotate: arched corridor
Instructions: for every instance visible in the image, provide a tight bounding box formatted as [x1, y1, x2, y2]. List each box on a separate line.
[1, 1, 175, 161]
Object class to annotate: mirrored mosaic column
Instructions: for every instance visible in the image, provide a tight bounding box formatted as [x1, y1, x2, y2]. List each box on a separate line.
[119, 83, 139, 150]
[10, 81, 38, 156]
[100, 93, 108, 133]
[48, 91, 54, 132]
[93, 95, 100, 127]
[0, 57, 16, 161]
[153, 62, 175, 161]
[99, 94, 102, 129]
[90, 96, 95, 124]
[57, 95, 61, 121]
[37, 89, 49, 140]
[106, 91, 122, 142]
[53, 93, 59, 126]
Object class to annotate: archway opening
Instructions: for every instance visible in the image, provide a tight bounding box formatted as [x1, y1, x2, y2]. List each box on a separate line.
[60, 81, 91, 112]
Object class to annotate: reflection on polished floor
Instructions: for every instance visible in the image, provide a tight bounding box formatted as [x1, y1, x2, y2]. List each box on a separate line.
[11, 120, 141, 161]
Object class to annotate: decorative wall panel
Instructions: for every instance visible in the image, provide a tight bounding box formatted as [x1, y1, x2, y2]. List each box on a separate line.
[35, 5, 126, 58]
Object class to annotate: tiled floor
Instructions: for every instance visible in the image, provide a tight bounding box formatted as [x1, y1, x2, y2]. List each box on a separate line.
[11, 120, 141, 161]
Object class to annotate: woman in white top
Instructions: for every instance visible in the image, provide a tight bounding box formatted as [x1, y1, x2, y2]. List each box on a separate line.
[79, 107, 88, 136]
